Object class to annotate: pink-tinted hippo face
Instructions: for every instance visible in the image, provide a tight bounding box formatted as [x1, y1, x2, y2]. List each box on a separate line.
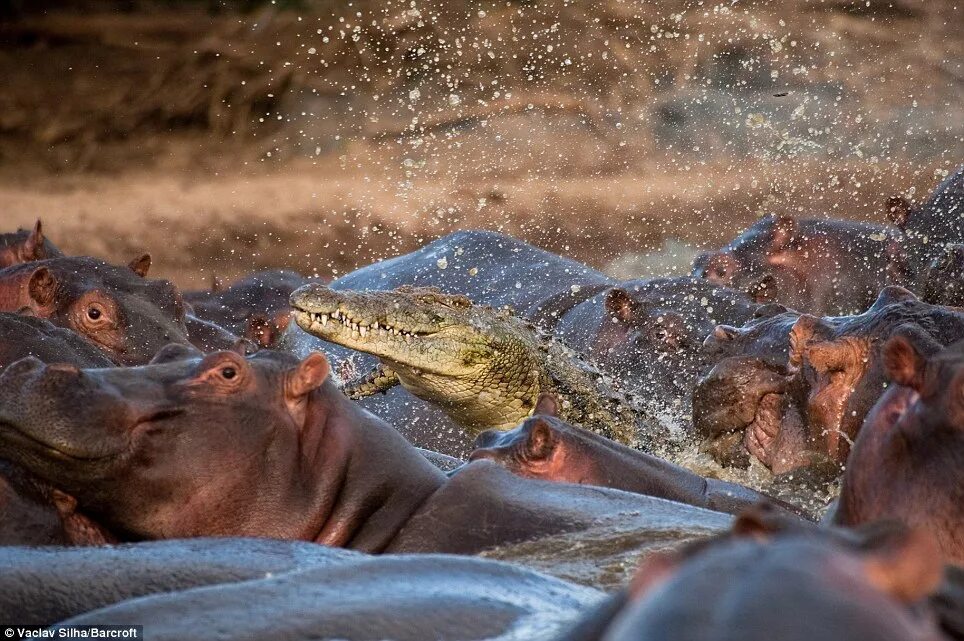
[0, 256, 192, 365]
[836, 336, 964, 564]
[0, 347, 331, 540]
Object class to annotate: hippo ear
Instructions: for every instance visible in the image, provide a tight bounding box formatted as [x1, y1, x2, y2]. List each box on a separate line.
[288, 352, 331, 399]
[788, 314, 822, 368]
[50, 489, 117, 546]
[150, 343, 203, 364]
[882, 335, 928, 391]
[768, 214, 797, 254]
[128, 253, 152, 278]
[27, 266, 57, 311]
[627, 551, 681, 600]
[605, 288, 637, 323]
[526, 418, 557, 459]
[859, 527, 943, 604]
[533, 393, 560, 417]
[22, 220, 47, 261]
[210, 274, 224, 293]
[869, 286, 917, 312]
[885, 195, 912, 230]
[731, 502, 801, 541]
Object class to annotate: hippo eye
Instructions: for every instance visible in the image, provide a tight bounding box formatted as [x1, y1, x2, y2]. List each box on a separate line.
[87, 308, 101, 320]
[220, 366, 237, 380]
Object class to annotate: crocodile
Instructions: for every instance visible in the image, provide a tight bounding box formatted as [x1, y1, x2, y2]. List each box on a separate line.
[290, 284, 656, 446]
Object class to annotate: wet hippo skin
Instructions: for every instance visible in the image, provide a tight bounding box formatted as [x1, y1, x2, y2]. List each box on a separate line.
[834, 336, 964, 564]
[0, 538, 361, 625]
[0, 348, 730, 554]
[57, 553, 603, 641]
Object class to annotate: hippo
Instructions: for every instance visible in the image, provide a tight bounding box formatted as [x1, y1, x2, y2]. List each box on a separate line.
[694, 287, 964, 474]
[888, 166, 964, 285]
[0, 220, 63, 268]
[554, 517, 951, 641]
[56, 553, 601, 641]
[0, 256, 192, 365]
[470, 394, 801, 517]
[0, 312, 115, 372]
[550, 276, 760, 403]
[0, 347, 730, 553]
[185, 269, 309, 348]
[834, 336, 964, 564]
[692, 213, 895, 315]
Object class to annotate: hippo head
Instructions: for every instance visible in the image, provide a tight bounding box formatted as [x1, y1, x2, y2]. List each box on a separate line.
[468, 395, 580, 481]
[0, 347, 332, 540]
[0, 256, 192, 365]
[583, 278, 759, 400]
[603, 521, 944, 641]
[0, 220, 62, 268]
[837, 336, 964, 563]
[693, 214, 801, 286]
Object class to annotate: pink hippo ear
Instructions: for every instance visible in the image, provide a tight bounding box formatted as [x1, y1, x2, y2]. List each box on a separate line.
[128, 253, 152, 278]
[859, 527, 943, 603]
[768, 214, 797, 254]
[605, 288, 637, 323]
[533, 393, 560, 417]
[882, 335, 928, 392]
[22, 220, 47, 261]
[27, 266, 57, 312]
[288, 352, 331, 399]
[526, 418, 557, 460]
[51, 488, 118, 546]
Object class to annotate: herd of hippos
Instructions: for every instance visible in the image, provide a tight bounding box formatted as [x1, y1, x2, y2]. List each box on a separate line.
[0, 167, 962, 640]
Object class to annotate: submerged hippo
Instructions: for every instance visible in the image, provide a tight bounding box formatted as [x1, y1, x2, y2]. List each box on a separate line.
[0, 220, 62, 268]
[693, 213, 894, 315]
[835, 336, 964, 564]
[0, 256, 192, 365]
[0, 347, 730, 553]
[185, 269, 309, 348]
[470, 394, 799, 517]
[555, 517, 950, 641]
[694, 287, 964, 474]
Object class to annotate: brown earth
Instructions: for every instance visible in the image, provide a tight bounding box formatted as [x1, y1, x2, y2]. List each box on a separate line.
[0, 1, 961, 288]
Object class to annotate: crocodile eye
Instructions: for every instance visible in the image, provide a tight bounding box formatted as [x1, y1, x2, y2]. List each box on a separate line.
[221, 366, 237, 380]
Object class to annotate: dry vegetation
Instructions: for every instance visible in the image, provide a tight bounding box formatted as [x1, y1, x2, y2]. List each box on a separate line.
[0, 0, 961, 286]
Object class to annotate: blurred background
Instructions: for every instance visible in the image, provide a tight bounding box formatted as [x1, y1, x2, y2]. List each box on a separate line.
[0, 0, 961, 287]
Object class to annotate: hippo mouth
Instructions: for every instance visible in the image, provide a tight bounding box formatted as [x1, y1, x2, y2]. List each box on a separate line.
[0, 408, 183, 463]
[694, 356, 804, 472]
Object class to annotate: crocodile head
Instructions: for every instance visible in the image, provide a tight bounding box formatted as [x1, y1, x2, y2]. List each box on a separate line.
[290, 284, 543, 432]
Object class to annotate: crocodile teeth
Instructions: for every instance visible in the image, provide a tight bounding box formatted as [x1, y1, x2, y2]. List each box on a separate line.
[359, 326, 367, 337]
[320, 314, 328, 326]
